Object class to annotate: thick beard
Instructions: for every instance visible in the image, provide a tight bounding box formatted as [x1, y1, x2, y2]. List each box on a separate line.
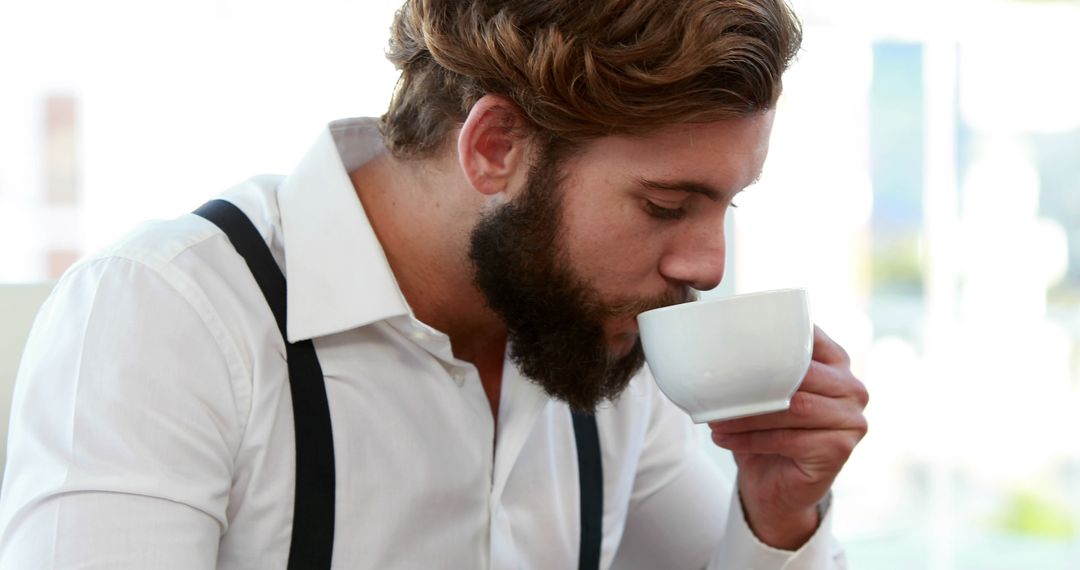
[467, 149, 693, 412]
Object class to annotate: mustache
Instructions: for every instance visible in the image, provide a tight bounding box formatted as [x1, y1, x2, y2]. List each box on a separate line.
[588, 286, 698, 319]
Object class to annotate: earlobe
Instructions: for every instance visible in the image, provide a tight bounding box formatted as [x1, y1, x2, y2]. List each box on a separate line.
[458, 95, 530, 197]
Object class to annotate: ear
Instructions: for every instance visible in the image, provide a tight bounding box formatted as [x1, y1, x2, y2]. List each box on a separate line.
[457, 94, 533, 197]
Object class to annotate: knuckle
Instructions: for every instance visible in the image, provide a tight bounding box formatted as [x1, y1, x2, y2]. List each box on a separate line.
[837, 344, 852, 364]
[830, 437, 855, 459]
[851, 378, 870, 408]
[789, 392, 815, 417]
[805, 361, 830, 384]
[853, 415, 869, 438]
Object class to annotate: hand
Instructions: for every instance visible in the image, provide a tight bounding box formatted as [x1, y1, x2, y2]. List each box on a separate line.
[709, 326, 869, 550]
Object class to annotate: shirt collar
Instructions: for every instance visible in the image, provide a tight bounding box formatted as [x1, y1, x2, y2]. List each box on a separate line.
[276, 118, 411, 343]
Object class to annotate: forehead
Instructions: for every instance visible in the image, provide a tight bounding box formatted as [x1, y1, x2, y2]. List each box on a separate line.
[565, 111, 776, 194]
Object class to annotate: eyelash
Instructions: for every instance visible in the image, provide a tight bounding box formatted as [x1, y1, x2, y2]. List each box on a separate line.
[644, 202, 687, 220]
[643, 200, 738, 221]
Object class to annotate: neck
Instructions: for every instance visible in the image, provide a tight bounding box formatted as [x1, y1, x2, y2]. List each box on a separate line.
[350, 151, 507, 364]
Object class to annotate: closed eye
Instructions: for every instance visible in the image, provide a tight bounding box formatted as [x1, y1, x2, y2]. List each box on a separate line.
[644, 201, 687, 220]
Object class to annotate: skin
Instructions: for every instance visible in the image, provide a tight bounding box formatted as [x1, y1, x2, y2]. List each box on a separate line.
[352, 94, 869, 550]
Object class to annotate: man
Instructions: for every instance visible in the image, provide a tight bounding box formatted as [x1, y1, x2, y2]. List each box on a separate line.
[0, 0, 868, 567]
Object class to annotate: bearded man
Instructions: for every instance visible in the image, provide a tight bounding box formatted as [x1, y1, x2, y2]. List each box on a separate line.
[0, 0, 868, 568]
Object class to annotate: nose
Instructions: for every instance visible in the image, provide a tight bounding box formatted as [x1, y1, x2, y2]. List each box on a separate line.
[658, 229, 726, 292]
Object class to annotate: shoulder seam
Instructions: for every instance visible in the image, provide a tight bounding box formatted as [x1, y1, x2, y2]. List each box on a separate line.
[80, 254, 254, 463]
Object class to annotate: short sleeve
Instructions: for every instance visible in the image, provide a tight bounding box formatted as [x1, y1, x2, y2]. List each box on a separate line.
[0, 255, 245, 569]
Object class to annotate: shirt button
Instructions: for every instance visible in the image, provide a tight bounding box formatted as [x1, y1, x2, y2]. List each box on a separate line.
[410, 330, 429, 342]
[451, 368, 467, 383]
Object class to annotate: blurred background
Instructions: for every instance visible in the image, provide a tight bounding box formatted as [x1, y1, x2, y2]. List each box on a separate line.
[1, 0, 1078, 567]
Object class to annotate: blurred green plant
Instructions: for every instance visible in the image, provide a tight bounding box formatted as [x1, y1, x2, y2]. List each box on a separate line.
[1047, 282, 1080, 307]
[994, 490, 1075, 539]
[870, 235, 924, 295]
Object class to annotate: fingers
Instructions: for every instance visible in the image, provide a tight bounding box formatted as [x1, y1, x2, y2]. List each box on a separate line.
[812, 325, 850, 366]
[712, 426, 864, 461]
[707, 326, 869, 461]
[709, 391, 866, 435]
[802, 326, 868, 406]
[799, 361, 869, 407]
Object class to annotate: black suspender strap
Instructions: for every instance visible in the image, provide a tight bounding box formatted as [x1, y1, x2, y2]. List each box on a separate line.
[194, 200, 336, 570]
[194, 198, 603, 569]
[572, 411, 603, 570]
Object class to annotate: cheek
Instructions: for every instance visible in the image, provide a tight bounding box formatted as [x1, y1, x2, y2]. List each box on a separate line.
[557, 168, 670, 293]
[563, 208, 667, 289]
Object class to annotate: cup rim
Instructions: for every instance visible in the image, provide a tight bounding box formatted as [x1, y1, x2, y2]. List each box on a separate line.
[637, 287, 806, 319]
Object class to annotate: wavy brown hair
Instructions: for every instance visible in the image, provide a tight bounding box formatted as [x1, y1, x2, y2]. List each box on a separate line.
[381, 0, 802, 159]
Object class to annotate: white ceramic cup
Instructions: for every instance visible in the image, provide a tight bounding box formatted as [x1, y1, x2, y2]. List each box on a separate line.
[636, 288, 813, 423]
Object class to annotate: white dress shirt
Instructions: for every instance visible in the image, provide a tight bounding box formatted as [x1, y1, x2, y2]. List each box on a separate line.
[0, 119, 846, 569]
